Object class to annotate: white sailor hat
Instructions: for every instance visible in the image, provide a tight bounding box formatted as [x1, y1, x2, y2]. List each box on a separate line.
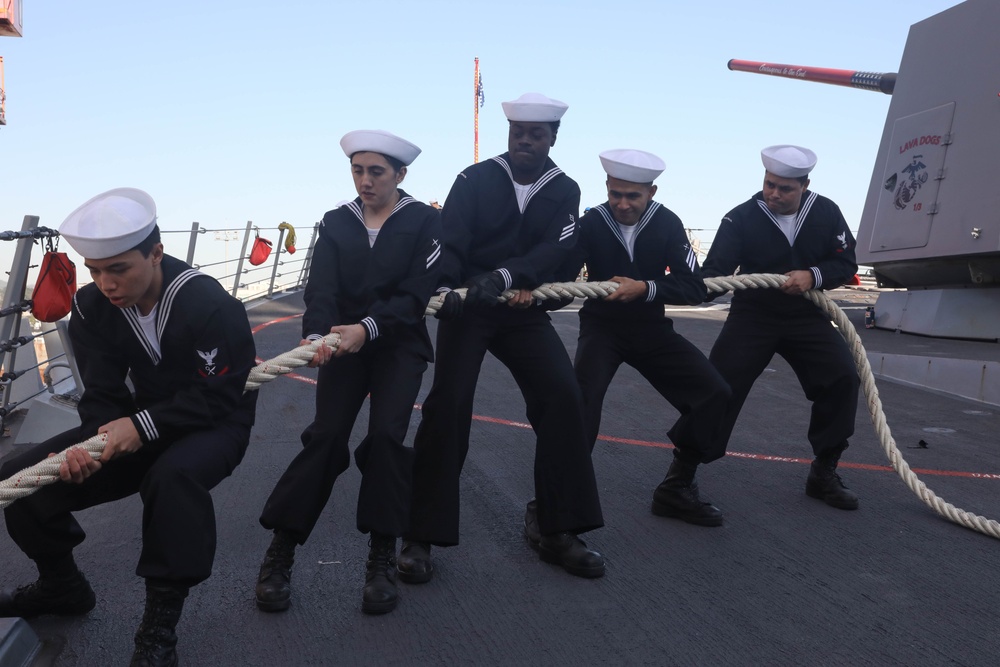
[502, 92, 568, 122]
[760, 145, 817, 178]
[59, 187, 158, 260]
[599, 149, 666, 184]
[340, 129, 421, 166]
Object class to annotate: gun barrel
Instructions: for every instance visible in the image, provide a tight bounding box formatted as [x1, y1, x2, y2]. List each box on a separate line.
[728, 59, 896, 95]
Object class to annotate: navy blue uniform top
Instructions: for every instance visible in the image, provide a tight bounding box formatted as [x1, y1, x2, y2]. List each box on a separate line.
[571, 201, 706, 321]
[702, 190, 858, 315]
[303, 191, 442, 361]
[69, 254, 258, 444]
[438, 153, 580, 291]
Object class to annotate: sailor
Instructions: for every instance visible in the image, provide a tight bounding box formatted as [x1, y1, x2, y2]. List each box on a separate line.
[0, 188, 259, 667]
[397, 93, 605, 583]
[702, 145, 861, 509]
[570, 149, 732, 525]
[254, 130, 441, 615]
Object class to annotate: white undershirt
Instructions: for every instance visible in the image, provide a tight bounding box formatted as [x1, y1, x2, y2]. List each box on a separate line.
[365, 227, 380, 248]
[513, 182, 531, 212]
[617, 222, 638, 260]
[137, 304, 161, 357]
[773, 212, 797, 246]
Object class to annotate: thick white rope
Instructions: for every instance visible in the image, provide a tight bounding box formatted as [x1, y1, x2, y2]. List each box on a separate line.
[703, 274, 1000, 539]
[2, 275, 998, 541]
[244, 333, 342, 392]
[794, 282, 1000, 538]
[0, 333, 341, 509]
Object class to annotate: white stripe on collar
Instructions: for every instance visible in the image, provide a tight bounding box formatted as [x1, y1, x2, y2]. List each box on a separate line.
[594, 202, 661, 261]
[121, 309, 158, 364]
[344, 196, 418, 226]
[491, 156, 563, 212]
[122, 268, 208, 365]
[756, 191, 818, 246]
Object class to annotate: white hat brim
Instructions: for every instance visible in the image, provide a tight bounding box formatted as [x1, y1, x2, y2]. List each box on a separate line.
[340, 130, 421, 165]
[761, 145, 817, 178]
[502, 93, 568, 122]
[600, 149, 665, 183]
[59, 188, 158, 260]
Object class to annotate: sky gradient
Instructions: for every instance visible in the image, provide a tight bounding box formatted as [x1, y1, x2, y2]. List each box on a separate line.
[0, 0, 963, 273]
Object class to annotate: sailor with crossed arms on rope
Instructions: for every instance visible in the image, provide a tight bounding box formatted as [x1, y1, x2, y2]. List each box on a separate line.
[701, 145, 861, 510]
[397, 92, 605, 583]
[0, 188, 259, 667]
[567, 149, 733, 526]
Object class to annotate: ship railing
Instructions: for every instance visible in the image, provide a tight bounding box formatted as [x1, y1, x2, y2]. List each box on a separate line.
[0, 215, 320, 433]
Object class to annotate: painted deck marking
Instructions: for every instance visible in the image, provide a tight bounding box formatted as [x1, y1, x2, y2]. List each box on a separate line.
[254, 314, 1000, 481]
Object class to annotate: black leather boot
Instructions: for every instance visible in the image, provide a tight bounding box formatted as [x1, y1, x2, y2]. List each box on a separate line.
[362, 533, 398, 615]
[651, 458, 724, 526]
[396, 540, 433, 584]
[255, 529, 296, 612]
[806, 454, 859, 510]
[537, 532, 605, 578]
[129, 582, 187, 667]
[0, 563, 96, 618]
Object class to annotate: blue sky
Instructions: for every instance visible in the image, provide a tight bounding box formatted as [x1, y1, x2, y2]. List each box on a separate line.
[0, 0, 962, 272]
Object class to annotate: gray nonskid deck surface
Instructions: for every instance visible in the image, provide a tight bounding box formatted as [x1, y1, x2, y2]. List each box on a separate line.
[2, 289, 999, 666]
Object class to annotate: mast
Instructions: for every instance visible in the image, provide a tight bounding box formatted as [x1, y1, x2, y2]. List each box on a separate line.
[474, 57, 481, 163]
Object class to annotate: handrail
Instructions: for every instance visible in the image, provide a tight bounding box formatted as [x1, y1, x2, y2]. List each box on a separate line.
[0, 216, 321, 431]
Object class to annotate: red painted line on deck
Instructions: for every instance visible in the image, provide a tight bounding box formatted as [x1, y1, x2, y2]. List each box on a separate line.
[254, 314, 1000, 481]
[252, 313, 315, 385]
[432, 405, 1000, 480]
[252, 313, 303, 333]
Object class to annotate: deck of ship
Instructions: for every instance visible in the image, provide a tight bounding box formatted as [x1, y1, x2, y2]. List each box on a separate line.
[1, 287, 998, 666]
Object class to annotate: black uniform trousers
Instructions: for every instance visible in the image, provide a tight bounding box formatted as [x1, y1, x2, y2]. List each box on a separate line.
[708, 305, 859, 458]
[1, 420, 252, 586]
[259, 341, 426, 542]
[408, 307, 604, 546]
[575, 315, 732, 464]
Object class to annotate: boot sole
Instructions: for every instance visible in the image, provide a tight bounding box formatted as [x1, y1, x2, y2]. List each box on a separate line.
[0, 592, 97, 618]
[6, 602, 96, 618]
[651, 501, 724, 527]
[54, 599, 98, 616]
[537, 548, 605, 579]
[255, 596, 291, 613]
[361, 597, 398, 614]
[397, 568, 433, 585]
[523, 526, 541, 551]
[805, 486, 860, 510]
